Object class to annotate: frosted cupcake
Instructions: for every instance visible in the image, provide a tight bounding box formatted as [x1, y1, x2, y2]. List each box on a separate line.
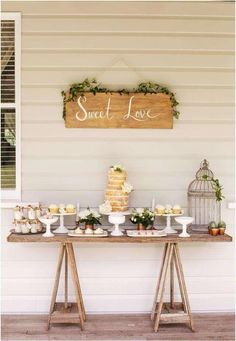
[165, 205, 173, 214]
[156, 205, 165, 214]
[59, 204, 66, 213]
[173, 204, 182, 214]
[48, 204, 58, 214]
[66, 204, 75, 213]
[94, 227, 104, 235]
[74, 227, 83, 234]
[85, 227, 93, 235]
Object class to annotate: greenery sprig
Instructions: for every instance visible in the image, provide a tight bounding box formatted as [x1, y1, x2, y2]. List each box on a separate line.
[61, 78, 179, 120]
[202, 175, 225, 201]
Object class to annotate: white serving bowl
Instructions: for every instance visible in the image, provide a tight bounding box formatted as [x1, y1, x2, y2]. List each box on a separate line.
[108, 214, 125, 225]
[175, 216, 194, 238]
[39, 216, 58, 237]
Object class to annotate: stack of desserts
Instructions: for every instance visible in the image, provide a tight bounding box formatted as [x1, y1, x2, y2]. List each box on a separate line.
[105, 165, 132, 212]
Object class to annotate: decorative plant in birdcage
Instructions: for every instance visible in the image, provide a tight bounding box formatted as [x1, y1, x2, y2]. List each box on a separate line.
[187, 159, 224, 231]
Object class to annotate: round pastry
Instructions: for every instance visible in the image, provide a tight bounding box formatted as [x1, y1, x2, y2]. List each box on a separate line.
[48, 204, 58, 214]
[165, 205, 173, 214]
[173, 205, 182, 214]
[66, 204, 75, 213]
[74, 227, 83, 234]
[84, 227, 93, 235]
[156, 205, 165, 214]
[59, 204, 66, 213]
[94, 227, 104, 235]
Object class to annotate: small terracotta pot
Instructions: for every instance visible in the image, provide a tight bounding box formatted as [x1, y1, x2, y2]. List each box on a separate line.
[137, 223, 146, 230]
[210, 228, 219, 236]
[85, 223, 94, 230]
[219, 227, 226, 235]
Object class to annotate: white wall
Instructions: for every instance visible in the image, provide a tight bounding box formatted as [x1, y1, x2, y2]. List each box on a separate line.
[1, 1, 235, 313]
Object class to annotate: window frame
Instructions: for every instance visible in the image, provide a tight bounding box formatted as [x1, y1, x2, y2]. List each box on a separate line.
[1, 12, 21, 200]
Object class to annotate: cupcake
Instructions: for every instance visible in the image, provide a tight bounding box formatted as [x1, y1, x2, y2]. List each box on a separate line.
[165, 205, 173, 214]
[85, 227, 93, 235]
[94, 227, 104, 235]
[74, 227, 83, 234]
[173, 205, 182, 214]
[48, 204, 58, 214]
[59, 204, 66, 213]
[66, 204, 75, 213]
[156, 205, 165, 214]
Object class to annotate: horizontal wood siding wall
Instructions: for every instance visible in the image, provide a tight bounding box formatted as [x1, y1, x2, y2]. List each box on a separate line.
[2, 1, 235, 313]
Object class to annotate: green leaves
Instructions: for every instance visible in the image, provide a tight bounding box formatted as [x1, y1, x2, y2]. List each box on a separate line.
[211, 178, 225, 202]
[201, 175, 225, 201]
[62, 78, 180, 120]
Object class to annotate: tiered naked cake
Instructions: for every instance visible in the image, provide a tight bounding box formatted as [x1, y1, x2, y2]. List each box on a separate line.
[105, 165, 133, 212]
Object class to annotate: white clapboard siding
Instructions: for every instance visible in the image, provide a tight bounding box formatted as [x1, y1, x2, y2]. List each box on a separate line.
[22, 53, 235, 68]
[2, 1, 235, 314]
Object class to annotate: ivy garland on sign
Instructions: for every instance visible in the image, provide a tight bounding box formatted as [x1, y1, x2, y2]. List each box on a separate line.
[61, 78, 180, 120]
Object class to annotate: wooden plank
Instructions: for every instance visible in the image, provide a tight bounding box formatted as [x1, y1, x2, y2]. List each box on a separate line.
[160, 312, 189, 323]
[153, 243, 173, 332]
[50, 303, 80, 324]
[47, 244, 65, 330]
[65, 92, 173, 129]
[2, 313, 235, 340]
[7, 232, 233, 243]
[151, 243, 168, 320]
[66, 243, 85, 329]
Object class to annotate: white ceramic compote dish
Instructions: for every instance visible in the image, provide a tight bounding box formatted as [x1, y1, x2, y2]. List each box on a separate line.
[175, 216, 194, 238]
[108, 212, 127, 236]
[39, 215, 58, 237]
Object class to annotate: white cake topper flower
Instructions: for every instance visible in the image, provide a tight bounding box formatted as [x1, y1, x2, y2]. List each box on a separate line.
[99, 200, 112, 214]
[122, 182, 133, 194]
[110, 164, 125, 172]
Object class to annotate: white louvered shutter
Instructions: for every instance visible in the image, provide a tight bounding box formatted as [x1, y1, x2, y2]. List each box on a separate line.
[1, 13, 21, 199]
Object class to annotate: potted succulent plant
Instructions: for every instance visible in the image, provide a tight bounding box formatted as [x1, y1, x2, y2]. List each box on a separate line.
[130, 208, 155, 230]
[218, 221, 226, 235]
[78, 208, 101, 230]
[208, 221, 219, 236]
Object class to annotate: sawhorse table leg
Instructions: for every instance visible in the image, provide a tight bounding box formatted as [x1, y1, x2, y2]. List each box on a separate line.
[47, 242, 86, 330]
[151, 242, 194, 332]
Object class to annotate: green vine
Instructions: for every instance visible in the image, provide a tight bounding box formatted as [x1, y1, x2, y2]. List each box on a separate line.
[202, 175, 225, 201]
[61, 78, 179, 120]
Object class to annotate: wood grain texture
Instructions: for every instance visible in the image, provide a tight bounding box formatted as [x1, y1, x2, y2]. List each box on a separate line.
[7, 231, 232, 243]
[65, 92, 173, 129]
[1, 313, 235, 340]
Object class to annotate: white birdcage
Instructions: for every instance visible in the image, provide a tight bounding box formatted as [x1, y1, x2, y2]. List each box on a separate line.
[188, 159, 221, 231]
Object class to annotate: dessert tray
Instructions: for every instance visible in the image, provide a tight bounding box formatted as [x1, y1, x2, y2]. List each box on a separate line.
[68, 231, 108, 238]
[155, 211, 184, 234]
[127, 230, 167, 238]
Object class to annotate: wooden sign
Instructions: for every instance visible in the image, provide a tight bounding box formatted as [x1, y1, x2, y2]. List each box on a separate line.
[65, 92, 173, 129]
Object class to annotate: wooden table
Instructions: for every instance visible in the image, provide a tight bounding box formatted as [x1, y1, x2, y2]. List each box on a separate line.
[7, 231, 232, 332]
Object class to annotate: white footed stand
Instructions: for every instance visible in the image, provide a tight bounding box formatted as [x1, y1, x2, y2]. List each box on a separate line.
[156, 213, 183, 234]
[39, 216, 58, 237]
[53, 213, 76, 234]
[175, 216, 194, 238]
[107, 211, 130, 237]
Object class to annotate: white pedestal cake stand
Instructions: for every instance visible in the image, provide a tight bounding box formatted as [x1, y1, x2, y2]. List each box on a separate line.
[175, 216, 194, 238]
[52, 212, 76, 234]
[156, 212, 183, 234]
[39, 216, 58, 237]
[105, 211, 130, 236]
